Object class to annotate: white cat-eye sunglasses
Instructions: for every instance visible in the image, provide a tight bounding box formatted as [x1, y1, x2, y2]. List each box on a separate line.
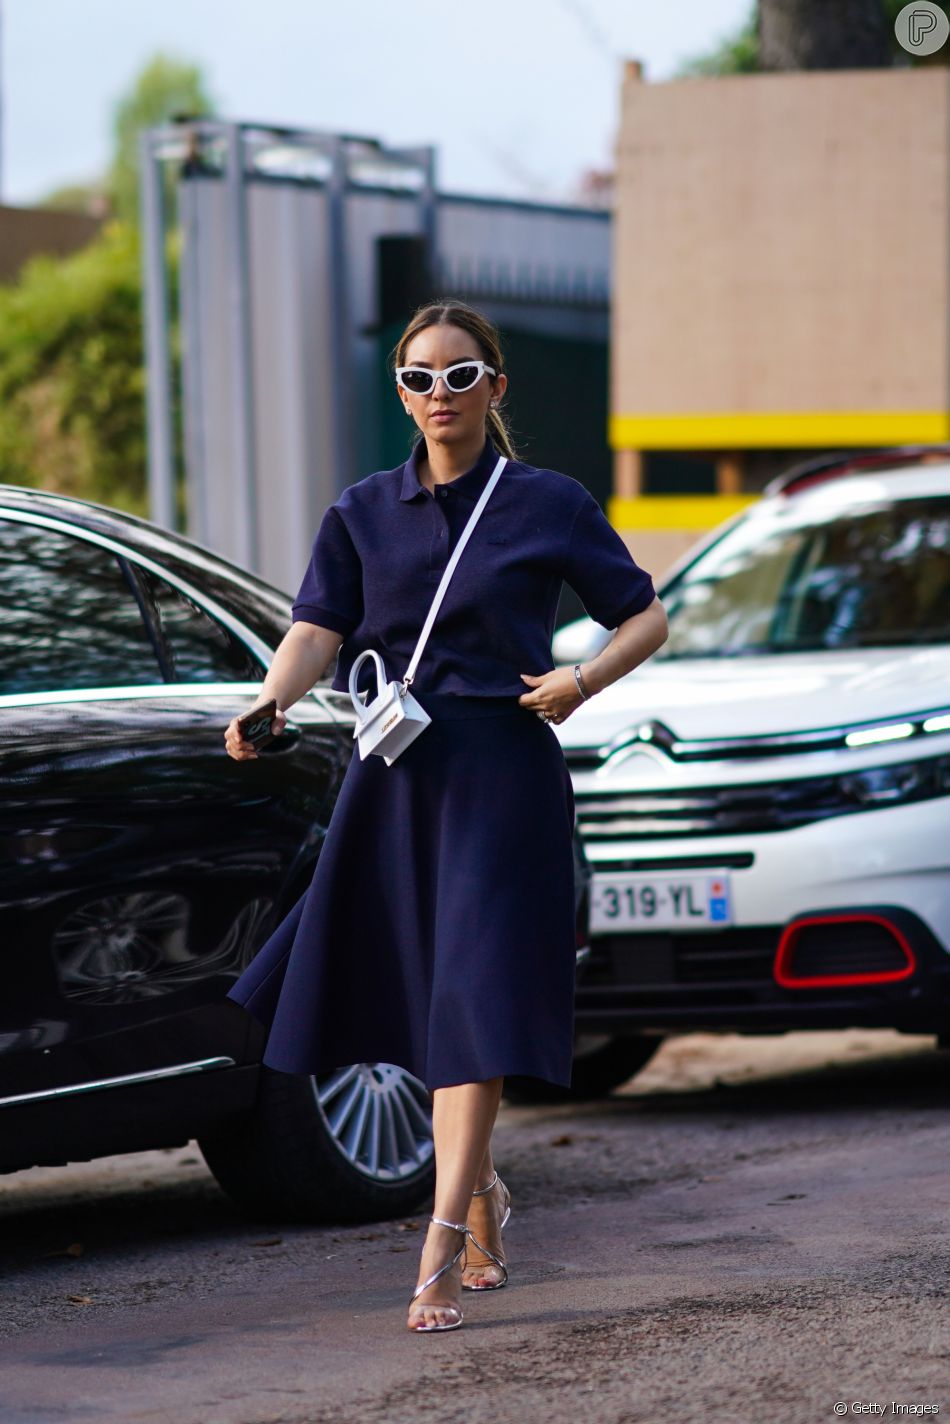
[395, 360, 496, 396]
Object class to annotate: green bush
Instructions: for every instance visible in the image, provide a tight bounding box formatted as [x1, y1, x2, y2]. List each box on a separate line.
[0, 219, 181, 519]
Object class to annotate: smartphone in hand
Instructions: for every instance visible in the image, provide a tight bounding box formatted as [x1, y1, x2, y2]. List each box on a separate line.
[236, 698, 280, 751]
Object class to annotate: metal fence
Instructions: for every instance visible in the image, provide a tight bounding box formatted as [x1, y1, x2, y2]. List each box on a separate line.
[140, 120, 610, 598]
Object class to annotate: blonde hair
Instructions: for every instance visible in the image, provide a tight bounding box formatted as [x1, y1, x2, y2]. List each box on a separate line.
[391, 299, 517, 460]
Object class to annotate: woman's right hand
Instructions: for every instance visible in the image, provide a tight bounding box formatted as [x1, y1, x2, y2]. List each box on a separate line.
[224, 704, 287, 761]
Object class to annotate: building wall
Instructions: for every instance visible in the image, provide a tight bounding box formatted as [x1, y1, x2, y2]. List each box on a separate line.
[610, 64, 950, 574]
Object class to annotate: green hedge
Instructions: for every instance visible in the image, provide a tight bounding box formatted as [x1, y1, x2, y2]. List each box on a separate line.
[0, 220, 181, 519]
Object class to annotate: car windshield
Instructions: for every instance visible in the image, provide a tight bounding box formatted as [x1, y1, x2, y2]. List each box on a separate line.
[656, 493, 950, 659]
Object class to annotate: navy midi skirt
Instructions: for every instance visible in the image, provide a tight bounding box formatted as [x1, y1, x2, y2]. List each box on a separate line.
[226, 693, 578, 1090]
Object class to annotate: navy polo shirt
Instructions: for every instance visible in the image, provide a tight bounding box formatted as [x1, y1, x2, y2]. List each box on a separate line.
[291, 433, 656, 701]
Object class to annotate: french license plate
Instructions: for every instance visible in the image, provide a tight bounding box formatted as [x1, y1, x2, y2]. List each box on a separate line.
[590, 873, 732, 932]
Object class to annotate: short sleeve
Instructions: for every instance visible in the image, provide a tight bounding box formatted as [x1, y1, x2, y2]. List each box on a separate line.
[291, 505, 363, 637]
[562, 491, 655, 629]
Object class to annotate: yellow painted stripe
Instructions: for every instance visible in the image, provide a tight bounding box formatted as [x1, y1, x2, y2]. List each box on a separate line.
[609, 411, 950, 449]
[608, 494, 759, 531]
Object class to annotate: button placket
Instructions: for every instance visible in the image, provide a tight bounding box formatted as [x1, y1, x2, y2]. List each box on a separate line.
[429, 487, 453, 578]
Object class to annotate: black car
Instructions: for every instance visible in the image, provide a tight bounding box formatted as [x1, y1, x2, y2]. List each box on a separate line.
[0, 486, 593, 1222]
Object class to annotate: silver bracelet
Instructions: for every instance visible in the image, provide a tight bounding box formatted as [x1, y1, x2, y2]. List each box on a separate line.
[573, 663, 592, 700]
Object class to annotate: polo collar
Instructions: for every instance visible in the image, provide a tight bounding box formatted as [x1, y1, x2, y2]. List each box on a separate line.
[399, 433, 501, 502]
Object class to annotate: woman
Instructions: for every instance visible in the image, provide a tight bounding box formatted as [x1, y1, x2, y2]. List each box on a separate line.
[223, 300, 668, 1334]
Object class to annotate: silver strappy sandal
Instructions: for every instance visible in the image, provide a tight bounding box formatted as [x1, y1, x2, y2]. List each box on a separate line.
[462, 1169, 511, 1291]
[407, 1216, 470, 1332]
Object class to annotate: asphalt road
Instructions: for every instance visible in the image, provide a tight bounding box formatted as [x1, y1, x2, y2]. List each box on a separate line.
[0, 1029, 948, 1424]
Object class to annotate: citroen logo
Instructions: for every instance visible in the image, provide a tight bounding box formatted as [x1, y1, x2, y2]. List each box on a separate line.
[600, 719, 678, 764]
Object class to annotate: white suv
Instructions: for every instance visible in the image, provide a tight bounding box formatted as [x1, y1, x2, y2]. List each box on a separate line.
[552, 450, 950, 1095]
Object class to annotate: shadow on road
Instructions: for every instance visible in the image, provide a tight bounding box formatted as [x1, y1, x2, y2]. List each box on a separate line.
[0, 1151, 250, 1277]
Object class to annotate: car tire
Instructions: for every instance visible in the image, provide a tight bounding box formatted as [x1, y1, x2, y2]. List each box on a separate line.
[502, 1033, 662, 1104]
[198, 1062, 435, 1223]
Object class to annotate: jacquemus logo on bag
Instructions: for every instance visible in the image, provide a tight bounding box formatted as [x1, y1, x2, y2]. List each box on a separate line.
[381, 711, 400, 733]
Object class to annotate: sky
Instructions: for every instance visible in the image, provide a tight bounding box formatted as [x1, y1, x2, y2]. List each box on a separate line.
[1, 0, 751, 206]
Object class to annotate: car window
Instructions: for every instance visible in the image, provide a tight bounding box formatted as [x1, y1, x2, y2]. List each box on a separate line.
[0, 520, 163, 695]
[658, 495, 950, 658]
[138, 569, 265, 682]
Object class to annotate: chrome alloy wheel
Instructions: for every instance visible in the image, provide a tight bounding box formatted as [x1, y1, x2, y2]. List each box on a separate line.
[311, 1063, 434, 1182]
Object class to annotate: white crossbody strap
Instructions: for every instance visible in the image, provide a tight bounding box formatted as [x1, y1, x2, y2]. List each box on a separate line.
[402, 454, 507, 687]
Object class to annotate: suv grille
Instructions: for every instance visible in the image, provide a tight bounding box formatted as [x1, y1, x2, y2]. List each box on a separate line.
[574, 778, 846, 838]
[571, 755, 950, 839]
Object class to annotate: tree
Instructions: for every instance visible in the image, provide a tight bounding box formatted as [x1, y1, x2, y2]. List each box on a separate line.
[0, 222, 155, 512]
[675, 0, 950, 76]
[108, 52, 217, 225]
[760, 0, 891, 68]
[35, 51, 217, 222]
[676, 7, 759, 77]
[0, 53, 215, 515]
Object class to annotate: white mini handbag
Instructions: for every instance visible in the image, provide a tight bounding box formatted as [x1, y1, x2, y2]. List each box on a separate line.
[347, 454, 507, 765]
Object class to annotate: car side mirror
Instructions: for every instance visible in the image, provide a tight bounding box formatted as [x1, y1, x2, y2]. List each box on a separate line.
[552, 617, 614, 666]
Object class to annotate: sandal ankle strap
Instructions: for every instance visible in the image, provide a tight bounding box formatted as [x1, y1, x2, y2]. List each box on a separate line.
[471, 1170, 498, 1196]
[431, 1214, 469, 1235]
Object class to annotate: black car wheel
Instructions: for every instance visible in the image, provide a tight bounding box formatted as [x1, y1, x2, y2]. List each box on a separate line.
[199, 1062, 435, 1222]
[502, 1033, 662, 1104]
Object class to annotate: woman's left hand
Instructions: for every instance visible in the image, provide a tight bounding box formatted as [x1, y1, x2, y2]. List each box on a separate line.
[518, 668, 586, 723]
